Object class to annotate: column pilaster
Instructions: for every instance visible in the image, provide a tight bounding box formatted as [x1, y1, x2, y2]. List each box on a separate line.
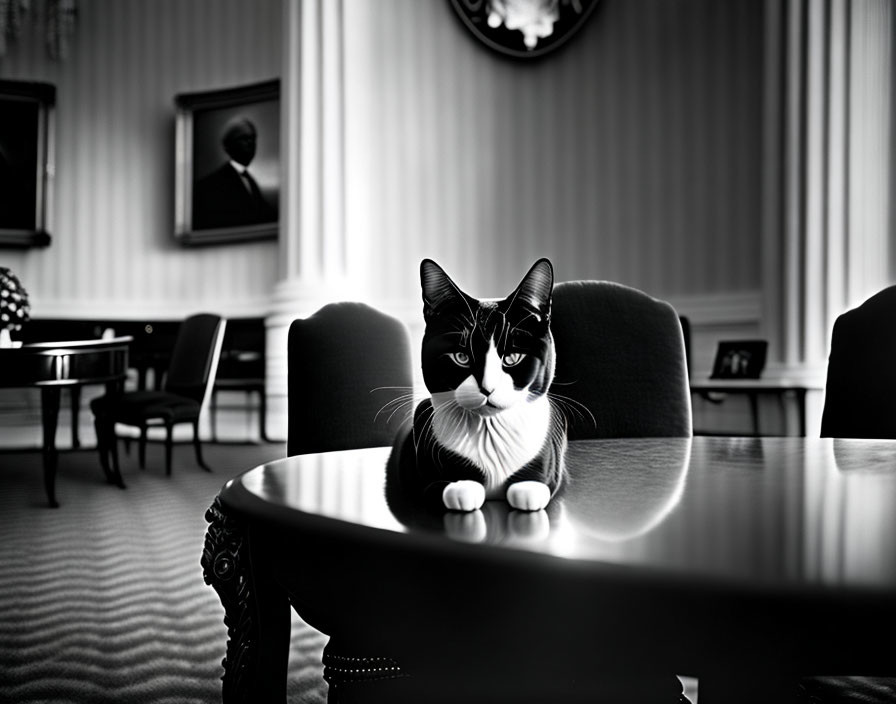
[265, 0, 349, 441]
[760, 0, 893, 435]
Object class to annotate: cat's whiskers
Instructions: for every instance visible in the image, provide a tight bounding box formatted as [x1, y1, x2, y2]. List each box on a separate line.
[372, 386, 423, 426]
[412, 404, 441, 460]
[548, 395, 587, 425]
[447, 405, 473, 439]
[547, 416, 570, 445]
[373, 393, 415, 413]
[430, 401, 477, 465]
[432, 408, 458, 464]
[380, 396, 418, 426]
[548, 392, 597, 430]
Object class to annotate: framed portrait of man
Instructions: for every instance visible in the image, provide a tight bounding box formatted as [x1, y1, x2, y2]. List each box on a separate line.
[174, 79, 279, 246]
[0, 80, 55, 248]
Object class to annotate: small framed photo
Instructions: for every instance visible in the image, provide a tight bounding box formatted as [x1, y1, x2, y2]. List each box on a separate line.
[174, 79, 279, 246]
[710, 340, 769, 379]
[0, 80, 55, 248]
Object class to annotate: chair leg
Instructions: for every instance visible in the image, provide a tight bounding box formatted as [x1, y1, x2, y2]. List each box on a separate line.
[210, 389, 218, 442]
[138, 426, 147, 469]
[193, 419, 211, 471]
[70, 387, 81, 449]
[110, 432, 123, 487]
[93, 412, 126, 489]
[259, 388, 269, 442]
[93, 413, 112, 480]
[165, 423, 174, 476]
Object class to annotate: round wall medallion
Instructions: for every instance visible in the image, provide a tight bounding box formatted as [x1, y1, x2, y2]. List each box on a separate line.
[449, 0, 599, 59]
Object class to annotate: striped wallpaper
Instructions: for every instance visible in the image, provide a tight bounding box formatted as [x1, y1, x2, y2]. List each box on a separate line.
[1, 0, 763, 324]
[343, 0, 764, 307]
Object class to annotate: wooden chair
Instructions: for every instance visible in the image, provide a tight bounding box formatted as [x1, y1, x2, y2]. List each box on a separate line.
[90, 313, 226, 477]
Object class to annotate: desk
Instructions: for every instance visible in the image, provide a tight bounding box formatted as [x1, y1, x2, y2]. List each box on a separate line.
[0, 337, 131, 507]
[202, 436, 896, 703]
[690, 378, 819, 436]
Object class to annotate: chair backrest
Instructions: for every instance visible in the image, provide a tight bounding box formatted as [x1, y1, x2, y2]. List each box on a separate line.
[164, 313, 227, 408]
[287, 302, 414, 456]
[821, 285, 896, 439]
[216, 316, 265, 381]
[550, 280, 692, 440]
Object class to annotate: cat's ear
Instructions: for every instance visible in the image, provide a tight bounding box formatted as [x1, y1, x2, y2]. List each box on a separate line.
[511, 258, 554, 316]
[420, 259, 464, 316]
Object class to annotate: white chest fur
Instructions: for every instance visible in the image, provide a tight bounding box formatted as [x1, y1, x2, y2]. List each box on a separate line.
[431, 393, 551, 498]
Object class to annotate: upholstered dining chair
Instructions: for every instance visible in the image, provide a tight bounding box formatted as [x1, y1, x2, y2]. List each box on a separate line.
[545, 281, 694, 702]
[286, 302, 414, 457]
[821, 284, 896, 439]
[90, 313, 226, 478]
[809, 288, 896, 704]
[285, 302, 418, 702]
[549, 279, 693, 440]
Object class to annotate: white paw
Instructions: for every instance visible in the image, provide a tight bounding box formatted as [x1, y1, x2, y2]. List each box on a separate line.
[506, 481, 551, 511]
[442, 480, 486, 512]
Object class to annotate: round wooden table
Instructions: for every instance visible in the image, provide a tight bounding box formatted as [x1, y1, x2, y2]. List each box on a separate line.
[202, 436, 896, 703]
[0, 337, 131, 506]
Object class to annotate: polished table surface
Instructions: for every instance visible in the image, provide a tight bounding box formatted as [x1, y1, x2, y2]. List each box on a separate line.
[0, 337, 131, 506]
[203, 436, 896, 702]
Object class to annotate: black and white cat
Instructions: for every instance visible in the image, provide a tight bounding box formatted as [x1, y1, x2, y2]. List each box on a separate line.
[395, 258, 567, 513]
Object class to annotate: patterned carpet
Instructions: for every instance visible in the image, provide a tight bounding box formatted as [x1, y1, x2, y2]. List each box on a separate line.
[0, 442, 328, 704]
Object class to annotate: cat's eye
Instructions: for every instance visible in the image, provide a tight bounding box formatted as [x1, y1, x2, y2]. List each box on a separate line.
[502, 352, 525, 367]
[447, 351, 471, 367]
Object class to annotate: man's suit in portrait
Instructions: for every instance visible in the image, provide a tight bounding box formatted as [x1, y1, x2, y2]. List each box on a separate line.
[192, 162, 276, 230]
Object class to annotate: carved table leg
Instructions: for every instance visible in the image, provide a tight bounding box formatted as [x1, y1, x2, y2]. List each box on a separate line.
[202, 497, 290, 703]
[202, 498, 257, 703]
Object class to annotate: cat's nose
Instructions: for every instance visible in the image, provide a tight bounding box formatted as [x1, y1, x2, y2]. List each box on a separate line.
[478, 384, 494, 397]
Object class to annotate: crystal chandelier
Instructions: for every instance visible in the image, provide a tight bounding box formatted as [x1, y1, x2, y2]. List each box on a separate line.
[0, 0, 78, 60]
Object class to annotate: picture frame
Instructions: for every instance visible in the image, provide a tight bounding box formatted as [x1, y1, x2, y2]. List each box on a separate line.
[174, 79, 280, 246]
[0, 80, 55, 248]
[710, 340, 769, 380]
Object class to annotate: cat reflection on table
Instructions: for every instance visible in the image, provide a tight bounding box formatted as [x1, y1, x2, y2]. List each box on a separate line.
[440, 499, 553, 545]
[388, 258, 569, 523]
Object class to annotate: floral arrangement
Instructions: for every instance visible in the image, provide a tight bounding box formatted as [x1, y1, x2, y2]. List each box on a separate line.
[0, 267, 30, 331]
